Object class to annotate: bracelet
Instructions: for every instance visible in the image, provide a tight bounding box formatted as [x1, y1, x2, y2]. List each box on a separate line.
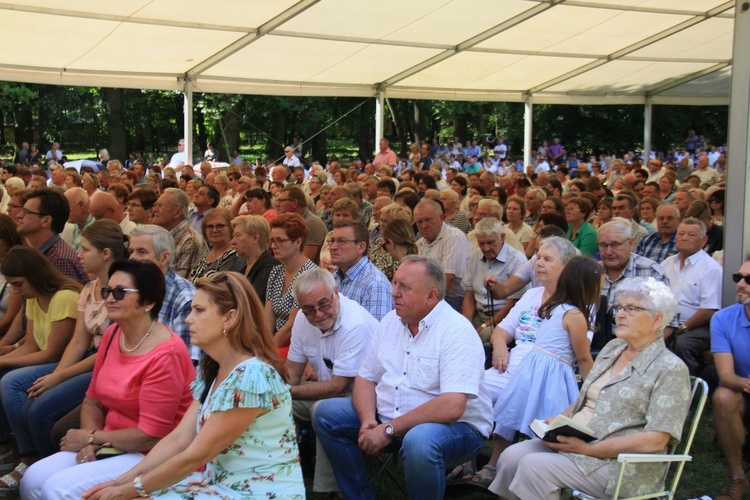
[13, 342, 20, 349]
[133, 475, 149, 498]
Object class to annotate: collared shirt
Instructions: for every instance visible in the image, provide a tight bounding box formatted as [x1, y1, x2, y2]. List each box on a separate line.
[161, 269, 197, 360]
[711, 303, 750, 376]
[693, 167, 720, 186]
[68, 214, 95, 252]
[372, 149, 398, 168]
[119, 214, 137, 235]
[661, 250, 722, 326]
[283, 156, 301, 168]
[358, 301, 493, 438]
[170, 220, 209, 279]
[169, 151, 186, 167]
[602, 252, 668, 306]
[417, 223, 471, 299]
[635, 232, 677, 264]
[288, 294, 378, 388]
[462, 244, 528, 314]
[568, 338, 690, 497]
[188, 208, 213, 237]
[335, 256, 393, 321]
[40, 234, 89, 284]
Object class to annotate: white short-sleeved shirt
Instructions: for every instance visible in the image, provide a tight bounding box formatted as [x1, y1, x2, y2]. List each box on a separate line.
[661, 250, 722, 326]
[513, 254, 542, 289]
[358, 301, 493, 438]
[417, 223, 471, 298]
[288, 294, 378, 383]
[462, 244, 528, 313]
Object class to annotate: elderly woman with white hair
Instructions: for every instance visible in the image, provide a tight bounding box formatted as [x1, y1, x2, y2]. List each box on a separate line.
[489, 277, 691, 500]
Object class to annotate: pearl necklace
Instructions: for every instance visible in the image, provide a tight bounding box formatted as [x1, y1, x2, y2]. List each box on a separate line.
[121, 320, 156, 353]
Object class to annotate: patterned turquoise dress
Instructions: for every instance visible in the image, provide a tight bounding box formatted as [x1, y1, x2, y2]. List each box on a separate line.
[152, 357, 304, 499]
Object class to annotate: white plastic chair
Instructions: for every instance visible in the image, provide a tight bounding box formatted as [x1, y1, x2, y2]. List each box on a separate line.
[569, 376, 708, 500]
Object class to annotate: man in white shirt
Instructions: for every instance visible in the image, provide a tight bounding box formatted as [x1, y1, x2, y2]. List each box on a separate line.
[313, 256, 492, 499]
[661, 218, 722, 375]
[414, 199, 471, 311]
[169, 139, 187, 168]
[45, 142, 63, 164]
[282, 145, 301, 169]
[287, 268, 378, 497]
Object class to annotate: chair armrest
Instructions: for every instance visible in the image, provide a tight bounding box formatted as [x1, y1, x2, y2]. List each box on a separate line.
[617, 453, 692, 464]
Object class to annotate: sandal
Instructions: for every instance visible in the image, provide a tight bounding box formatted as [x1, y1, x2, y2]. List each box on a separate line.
[0, 462, 28, 493]
[470, 465, 497, 488]
[446, 459, 475, 482]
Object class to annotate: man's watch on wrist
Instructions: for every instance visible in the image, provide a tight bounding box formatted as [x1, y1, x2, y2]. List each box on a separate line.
[679, 324, 689, 334]
[383, 423, 396, 439]
[133, 475, 149, 497]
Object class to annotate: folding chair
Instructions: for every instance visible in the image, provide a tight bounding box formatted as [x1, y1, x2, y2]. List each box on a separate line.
[369, 447, 408, 496]
[569, 376, 708, 500]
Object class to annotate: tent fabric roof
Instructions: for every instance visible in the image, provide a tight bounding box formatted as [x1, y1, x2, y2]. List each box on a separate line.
[0, 0, 734, 104]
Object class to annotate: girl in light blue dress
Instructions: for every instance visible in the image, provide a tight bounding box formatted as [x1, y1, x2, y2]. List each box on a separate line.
[493, 256, 601, 441]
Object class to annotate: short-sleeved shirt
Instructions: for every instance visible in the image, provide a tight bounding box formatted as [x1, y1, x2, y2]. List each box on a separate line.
[288, 294, 378, 384]
[170, 220, 209, 279]
[567, 338, 690, 497]
[161, 269, 197, 359]
[26, 289, 79, 350]
[636, 232, 677, 264]
[86, 324, 195, 437]
[661, 250, 722, 326]
[39, 235, 90, 284]
[513, 254, 543, 289]
[462, 244, 528, 314]
[266, 260, 318, 333]
[335, 256, 393, 321]
[302, 209, 327, 247]
[358, 301, 493, 438]
[711, 303, 750, 377]
[417, 223, 471, 299]
[601, 253, 668, 306]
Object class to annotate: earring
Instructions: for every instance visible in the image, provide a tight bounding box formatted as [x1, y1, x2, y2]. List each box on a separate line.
[145, 308, 149, 312]
[222, 329, 227, 337]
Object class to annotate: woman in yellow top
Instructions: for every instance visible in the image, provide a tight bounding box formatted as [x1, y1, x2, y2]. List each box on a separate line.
[0, 246, 81, 492]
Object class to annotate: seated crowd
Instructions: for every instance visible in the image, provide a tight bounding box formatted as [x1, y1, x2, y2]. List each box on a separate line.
[0, 132, 738, 499]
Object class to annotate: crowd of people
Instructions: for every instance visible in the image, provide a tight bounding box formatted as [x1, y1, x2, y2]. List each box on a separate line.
[0, 129, 741, 499]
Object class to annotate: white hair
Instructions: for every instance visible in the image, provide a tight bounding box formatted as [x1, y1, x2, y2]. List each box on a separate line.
[616, 277, 677, 331]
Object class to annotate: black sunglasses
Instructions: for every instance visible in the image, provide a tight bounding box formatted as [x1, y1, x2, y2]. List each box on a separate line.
[101, 286, 139, 301]
[323, 357, 334, 370]
[733, 273, 750, 285]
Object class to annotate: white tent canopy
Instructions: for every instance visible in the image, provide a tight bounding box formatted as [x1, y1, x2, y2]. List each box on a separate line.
[0, 0, 734, 105]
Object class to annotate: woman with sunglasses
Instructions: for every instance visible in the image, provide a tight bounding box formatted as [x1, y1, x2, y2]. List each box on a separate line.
[0, 247, 82, 490]
[0, 221, 127, 492]
[83, 272, 304, 499]
[266, 213, 317, 355]
[21, 259, 195, 499]
[188, 209, 244, 283]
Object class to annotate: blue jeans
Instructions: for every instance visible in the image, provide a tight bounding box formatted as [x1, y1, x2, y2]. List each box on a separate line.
[20, 372, 93, 457]
[0, 363, 57, 454]
[313, 398, 486, 500]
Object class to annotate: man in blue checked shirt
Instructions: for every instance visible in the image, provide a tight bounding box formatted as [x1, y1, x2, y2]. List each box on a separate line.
[329, 220, 393, 321]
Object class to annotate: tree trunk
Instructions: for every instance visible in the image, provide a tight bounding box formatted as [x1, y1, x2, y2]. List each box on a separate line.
[221, 101, 241, 162]
[386, 97, 408, 157]
[454, 115, 468, 145]
[413, 100, 426, 145]
[103, 88, 127, 162]
[273, 109, 286, 160]
[476, 103, 486, 142]
[310, 126, 327, 165]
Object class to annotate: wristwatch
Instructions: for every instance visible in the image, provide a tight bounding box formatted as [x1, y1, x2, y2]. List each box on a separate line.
[679, 324, 689, 334]
[133, 475, 149, 498]
[383, 423, 396, 439]
[87, 430, 97, 445]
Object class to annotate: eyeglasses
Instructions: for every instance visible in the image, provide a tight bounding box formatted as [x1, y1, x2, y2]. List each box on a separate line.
[612, 304, 651, 315]
[732, 273, 750, 285]
[300, 294, 335, 318]
[100, 286, 139, 300]
[7, 204, 23, 210]
[327, 237, 357, 246]
[21, 208, 48, 217]
[275, 198, 293, 204]
[269, 237, 292, 246]
[126, 202, 143, 209]
[565, 208, 581, 214]
[206, 224, 228, 232]
[381, 240, 390, 251]
[598, 240, 627, 250]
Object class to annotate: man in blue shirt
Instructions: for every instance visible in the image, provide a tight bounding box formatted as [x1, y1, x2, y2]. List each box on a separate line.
[710, 259, 750, 499]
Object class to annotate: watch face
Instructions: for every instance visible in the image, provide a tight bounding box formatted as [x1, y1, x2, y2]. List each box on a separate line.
[385, 424, 395, 436]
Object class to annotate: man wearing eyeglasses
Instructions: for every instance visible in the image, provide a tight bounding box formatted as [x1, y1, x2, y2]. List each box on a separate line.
[709, 259, 750, 499]
[276, 186, 327, 265]
[286, 268, 378, 498]
[314, 255, 492, 500]
[661, 218, 722, 376]
[328, 220, 393, 321]
[17, 188, 88, 284]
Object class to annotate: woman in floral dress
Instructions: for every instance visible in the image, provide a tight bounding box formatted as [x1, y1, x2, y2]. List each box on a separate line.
[82, 272, 303, 499]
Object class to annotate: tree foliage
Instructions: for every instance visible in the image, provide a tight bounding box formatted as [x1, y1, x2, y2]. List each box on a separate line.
[0, 81, 729, 164]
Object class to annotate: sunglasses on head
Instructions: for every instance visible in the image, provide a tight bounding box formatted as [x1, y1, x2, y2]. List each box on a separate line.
[733, 273, 750, 285]
[101, 286, 139, 300]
